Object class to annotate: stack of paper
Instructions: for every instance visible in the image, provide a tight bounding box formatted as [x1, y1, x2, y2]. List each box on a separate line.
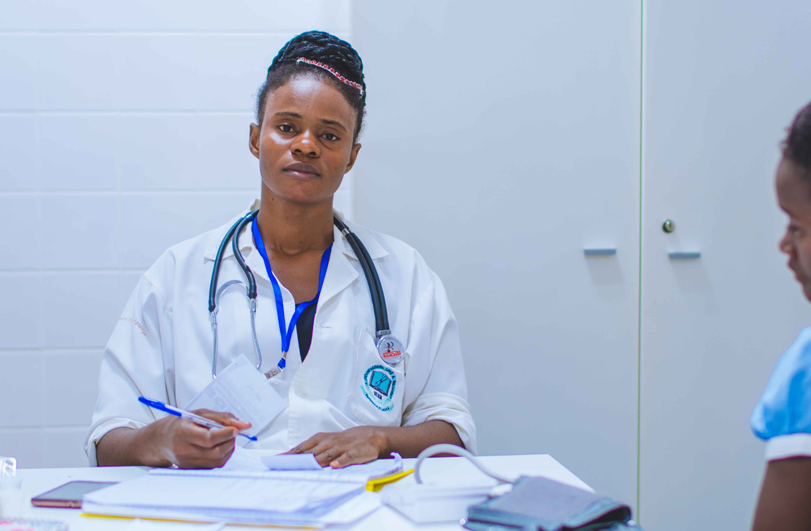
[82, 453, 404, 526]
[83, 474, 362, 526]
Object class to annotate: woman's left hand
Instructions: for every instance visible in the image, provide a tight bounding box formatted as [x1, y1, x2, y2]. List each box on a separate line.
[287, 426, 389, 468]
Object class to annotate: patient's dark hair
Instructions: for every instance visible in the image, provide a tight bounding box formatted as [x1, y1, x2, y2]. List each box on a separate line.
[255, 31, 366, 142]
[783, 102, 811, 177]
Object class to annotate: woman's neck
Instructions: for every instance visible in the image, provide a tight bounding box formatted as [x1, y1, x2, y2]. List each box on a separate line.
[255, 192, 334, 257]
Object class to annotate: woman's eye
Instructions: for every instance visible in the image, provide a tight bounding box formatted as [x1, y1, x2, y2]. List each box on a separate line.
[278, 124, 294, 133]
[789, 224, 804, 237]
[323, 133, 339, 141]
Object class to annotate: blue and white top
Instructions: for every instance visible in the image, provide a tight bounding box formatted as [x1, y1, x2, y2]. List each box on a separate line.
[751, 327, 811, 461]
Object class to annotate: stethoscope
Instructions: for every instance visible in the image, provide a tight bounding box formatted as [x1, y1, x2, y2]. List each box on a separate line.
[208, 209, 404, 379]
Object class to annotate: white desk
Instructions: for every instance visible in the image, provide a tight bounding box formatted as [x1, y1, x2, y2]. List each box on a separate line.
[15, 454, 590, 530]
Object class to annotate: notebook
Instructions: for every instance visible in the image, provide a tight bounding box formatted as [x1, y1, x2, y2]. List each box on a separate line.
[81, 452, 403, 526]
[82, 474, 363, 526]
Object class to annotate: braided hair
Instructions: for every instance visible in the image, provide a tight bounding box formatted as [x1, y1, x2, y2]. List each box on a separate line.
[256, 31, 366, 142]
[783, 102, 811, 179]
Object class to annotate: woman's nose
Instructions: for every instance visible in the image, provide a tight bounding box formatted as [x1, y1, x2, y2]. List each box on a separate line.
[779, 230, 793, 255]
[292, 132, 319, 157]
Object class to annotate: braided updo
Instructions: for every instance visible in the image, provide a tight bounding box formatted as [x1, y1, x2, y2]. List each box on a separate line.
[783, 102, 811, 179]
[256, 31, 366, 142]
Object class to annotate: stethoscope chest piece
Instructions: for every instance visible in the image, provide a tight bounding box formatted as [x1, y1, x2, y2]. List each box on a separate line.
[376, 333, 405, 366]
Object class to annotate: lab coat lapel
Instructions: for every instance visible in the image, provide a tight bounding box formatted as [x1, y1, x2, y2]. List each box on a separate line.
[233, 222, 358, 310]
[318, 227, 359, 310]
[241, 229, 270, 283]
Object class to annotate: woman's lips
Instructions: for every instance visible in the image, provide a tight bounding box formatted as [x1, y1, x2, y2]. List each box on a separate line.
[789, 261, 805, 283]
[284, 163, 321, 178]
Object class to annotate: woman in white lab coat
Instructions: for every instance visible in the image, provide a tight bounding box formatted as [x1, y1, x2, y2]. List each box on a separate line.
[751, 101, 811, 530]
[85, 31, 476, 469]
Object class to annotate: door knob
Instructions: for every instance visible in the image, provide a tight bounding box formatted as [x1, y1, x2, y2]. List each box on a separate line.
[662, 220, 676, 233]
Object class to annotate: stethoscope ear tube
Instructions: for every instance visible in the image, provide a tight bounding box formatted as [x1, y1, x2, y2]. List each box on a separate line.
[231, 211, 260, 300]
[208, 215, 247, 312]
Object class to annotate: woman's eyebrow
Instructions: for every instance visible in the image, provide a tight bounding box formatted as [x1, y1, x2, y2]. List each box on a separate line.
[321, 119, 347, 132]
[273, 112, 347, 132]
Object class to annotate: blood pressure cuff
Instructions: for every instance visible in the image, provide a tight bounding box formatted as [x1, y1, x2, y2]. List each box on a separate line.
[464, 476, 643, 531]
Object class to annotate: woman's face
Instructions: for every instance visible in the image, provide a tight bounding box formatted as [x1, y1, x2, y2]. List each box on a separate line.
[776, 158, 811, 301]
[250, 74, 360, 206]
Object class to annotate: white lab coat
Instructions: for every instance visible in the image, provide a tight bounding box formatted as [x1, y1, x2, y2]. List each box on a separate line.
[85, 209, 476, 465]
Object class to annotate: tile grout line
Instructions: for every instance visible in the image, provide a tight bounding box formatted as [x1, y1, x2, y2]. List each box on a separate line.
[0, 31, 322, 36]
[0, 110, 256, 114]
[0, 425, 90, 431]
[0, 189, 258, 195]
[0, 269, 146, 273]
[637, 0, 645, 520]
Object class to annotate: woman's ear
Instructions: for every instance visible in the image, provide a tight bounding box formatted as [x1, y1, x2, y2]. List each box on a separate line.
[249, 123, 261, 159]
[345, 143, 362, 173]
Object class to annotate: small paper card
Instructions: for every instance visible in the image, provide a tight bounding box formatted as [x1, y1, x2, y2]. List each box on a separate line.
[261, 454, 323, 471]
[186, 354, 285, 438]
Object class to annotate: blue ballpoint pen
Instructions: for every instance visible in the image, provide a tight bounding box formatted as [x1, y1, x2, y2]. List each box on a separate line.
[138, 396, 258, 441]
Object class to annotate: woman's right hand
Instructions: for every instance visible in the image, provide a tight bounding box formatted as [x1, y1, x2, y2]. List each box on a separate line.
[145, 409, 251, 469]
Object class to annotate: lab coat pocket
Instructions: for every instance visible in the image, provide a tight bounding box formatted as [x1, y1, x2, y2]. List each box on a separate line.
[349, 329, 405, 427]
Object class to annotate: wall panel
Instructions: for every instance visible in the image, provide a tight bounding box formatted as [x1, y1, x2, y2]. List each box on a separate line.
[353, 0, 642, 506]
[0, 3, 351, 467]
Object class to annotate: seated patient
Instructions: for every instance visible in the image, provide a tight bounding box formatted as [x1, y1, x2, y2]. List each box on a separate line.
[85, 31, 475, 469]
[751, 101, 811, 530]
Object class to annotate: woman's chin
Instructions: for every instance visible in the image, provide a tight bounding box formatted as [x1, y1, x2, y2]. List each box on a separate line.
[802, 282, 811, 303]
[277, 190, 334, 206]
[262, 181, 335, 206]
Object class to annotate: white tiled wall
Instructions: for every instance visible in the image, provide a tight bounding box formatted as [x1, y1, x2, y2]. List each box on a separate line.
[0, 1, 352, 468]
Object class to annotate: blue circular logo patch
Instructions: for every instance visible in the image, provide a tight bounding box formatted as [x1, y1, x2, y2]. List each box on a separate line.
[361, 364, 397, 411]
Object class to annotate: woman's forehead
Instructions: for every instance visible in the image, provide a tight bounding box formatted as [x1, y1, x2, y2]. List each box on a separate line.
[777, 159, 811, 215]
[264, 75, 357, 127]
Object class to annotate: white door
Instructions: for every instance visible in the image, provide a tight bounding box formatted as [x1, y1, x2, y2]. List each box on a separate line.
[640, 2, 811, 529]
[353, 1, 642, 506]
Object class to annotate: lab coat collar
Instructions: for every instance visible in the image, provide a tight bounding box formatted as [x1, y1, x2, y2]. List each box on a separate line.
[202, 206, 389, 266]
[202, 210, 256, 262]
[331, 210, 389, 261]
[200, 207, 382, 310]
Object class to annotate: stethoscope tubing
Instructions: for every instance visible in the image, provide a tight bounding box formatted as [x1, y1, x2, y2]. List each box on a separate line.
[208, 209, 393, 379]
[333, 216, 390, 334]
[208, 210, 259, 313]
[209, 210, 261, 378]
[231, 212, 259, 299]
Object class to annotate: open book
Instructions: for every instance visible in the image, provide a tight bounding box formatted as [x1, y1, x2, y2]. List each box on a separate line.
[81, 451, 403, 527]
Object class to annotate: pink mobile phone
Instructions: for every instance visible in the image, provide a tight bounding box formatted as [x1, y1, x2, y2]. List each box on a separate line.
[31, 480, 117, 509]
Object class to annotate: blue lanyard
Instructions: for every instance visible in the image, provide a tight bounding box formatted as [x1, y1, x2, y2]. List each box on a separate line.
[251, 218, 332, 371]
